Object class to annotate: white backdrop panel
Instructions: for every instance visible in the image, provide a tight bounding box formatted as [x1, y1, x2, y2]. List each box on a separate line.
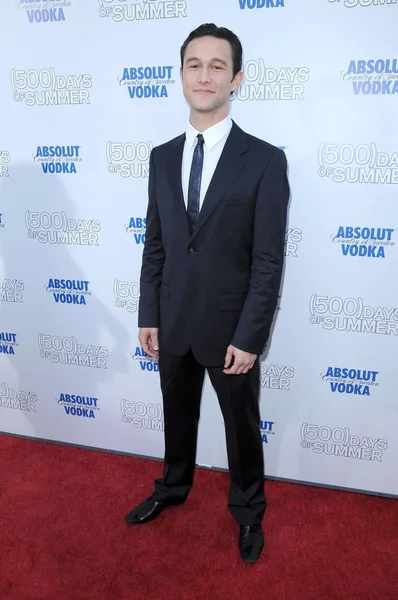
[0, 0, 397, 496]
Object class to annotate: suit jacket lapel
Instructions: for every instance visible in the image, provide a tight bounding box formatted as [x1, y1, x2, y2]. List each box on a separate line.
[166, 133, 191, 232]
[166, 123, 248, 239]
[191, 122, 247, 241]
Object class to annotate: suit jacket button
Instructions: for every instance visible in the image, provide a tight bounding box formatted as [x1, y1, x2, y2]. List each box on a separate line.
[189, 247, 195, 254]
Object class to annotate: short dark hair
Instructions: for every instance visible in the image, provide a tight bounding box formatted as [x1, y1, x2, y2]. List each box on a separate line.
[180, 23, 243, 79]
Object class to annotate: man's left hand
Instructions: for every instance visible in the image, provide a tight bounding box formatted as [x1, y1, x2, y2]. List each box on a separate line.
[223, 345, 257, 375]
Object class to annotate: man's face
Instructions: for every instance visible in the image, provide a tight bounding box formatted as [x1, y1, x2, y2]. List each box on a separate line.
[180, 36, 243, 114]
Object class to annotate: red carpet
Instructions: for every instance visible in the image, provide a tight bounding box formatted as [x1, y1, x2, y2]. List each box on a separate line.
[0, 434, 397, 600]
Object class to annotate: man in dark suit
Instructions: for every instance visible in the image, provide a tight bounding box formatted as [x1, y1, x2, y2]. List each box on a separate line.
[126, 23, 290, 564]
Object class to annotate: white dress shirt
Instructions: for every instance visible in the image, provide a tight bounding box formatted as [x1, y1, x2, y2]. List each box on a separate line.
[182, 116, 233, 209]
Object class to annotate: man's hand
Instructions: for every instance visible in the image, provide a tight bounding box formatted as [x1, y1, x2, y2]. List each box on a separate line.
[223, 345, 257, 375]
[139, 327, 159, 359]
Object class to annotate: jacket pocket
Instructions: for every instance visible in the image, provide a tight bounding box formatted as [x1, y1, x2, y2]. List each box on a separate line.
[219, 293, 247, 311]
[224, 197, 250, 208]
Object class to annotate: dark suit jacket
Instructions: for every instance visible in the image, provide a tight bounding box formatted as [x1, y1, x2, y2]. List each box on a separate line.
[138, 121, 290, 367]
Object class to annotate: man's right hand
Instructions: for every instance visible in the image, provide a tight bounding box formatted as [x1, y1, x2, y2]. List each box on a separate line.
[139, 328, 159, 359]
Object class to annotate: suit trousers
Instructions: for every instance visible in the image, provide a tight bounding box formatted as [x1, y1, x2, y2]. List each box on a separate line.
[152, 347, 266, 525]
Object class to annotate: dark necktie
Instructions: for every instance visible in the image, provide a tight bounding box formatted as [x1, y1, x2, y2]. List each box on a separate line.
[187, 133, 204, 233]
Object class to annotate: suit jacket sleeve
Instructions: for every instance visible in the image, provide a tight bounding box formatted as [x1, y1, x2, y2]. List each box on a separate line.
[230, 149, 290, 355]
[138, 149, 165, 328]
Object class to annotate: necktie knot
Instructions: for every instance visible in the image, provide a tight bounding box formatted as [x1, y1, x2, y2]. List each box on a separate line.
[196, 133, 204, 146]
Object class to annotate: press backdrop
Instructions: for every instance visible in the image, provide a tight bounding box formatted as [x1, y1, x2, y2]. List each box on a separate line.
[1, 0, 397, 497]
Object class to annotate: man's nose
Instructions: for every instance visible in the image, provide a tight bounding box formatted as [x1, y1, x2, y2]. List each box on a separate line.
[197, 68, 212, 84]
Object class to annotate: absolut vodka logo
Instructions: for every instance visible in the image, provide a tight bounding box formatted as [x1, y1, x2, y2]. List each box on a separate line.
[260, 419, 276, 443]
[342, 59, 398, 95]
[119, 66, 175, 99]
[131, 346, 159, 372]
[57, 392, 100, 419]
[46, 278, 90, 305]
[33, 145, 81, 174]
[321, 367, 380, 396]
[0, 332, 18, 355]
[126, 217, 146, 243]
[18, 0, 71, 23]
[331, 226, 395, 258]
[239, 0, 284, 8]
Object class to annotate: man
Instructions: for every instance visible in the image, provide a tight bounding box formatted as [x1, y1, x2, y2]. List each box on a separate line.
[126, 23, 290, 564]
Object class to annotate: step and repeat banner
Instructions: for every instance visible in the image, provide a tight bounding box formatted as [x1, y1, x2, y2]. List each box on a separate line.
[0, 0, 397, 497]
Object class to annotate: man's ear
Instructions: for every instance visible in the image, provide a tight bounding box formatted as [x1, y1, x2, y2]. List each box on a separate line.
[231, 70, 244, 93]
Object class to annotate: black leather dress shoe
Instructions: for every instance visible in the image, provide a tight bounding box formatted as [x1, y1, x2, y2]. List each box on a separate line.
[125, 496, 169, 524]
[125, 495, 186, 524]
[238, 524, 264, 563]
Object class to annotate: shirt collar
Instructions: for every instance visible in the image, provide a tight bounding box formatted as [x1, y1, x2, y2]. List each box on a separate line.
[185, 116, 232, 151]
